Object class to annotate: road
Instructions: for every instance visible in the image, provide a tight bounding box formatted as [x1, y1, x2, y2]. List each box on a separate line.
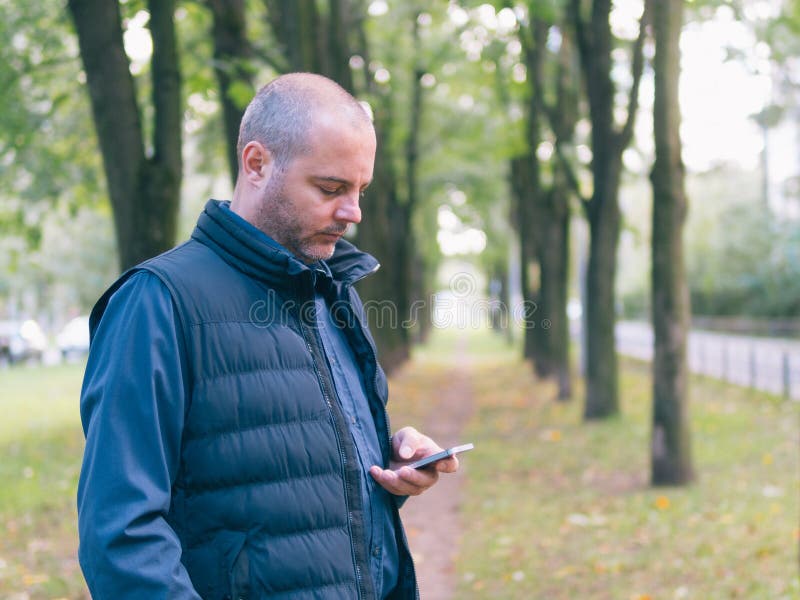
[614, 321, 800, 400]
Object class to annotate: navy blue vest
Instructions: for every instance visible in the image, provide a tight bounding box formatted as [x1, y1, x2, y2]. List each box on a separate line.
[92, 201, 417, 599]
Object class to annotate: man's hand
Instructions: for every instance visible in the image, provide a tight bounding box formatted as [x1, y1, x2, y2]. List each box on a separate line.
[368, 426, 458, 496]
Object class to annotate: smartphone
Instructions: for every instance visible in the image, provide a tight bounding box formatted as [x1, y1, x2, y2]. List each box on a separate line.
[406, 443, 475, 470]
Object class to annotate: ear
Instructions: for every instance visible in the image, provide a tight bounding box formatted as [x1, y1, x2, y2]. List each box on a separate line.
[240, 141, 274, 188]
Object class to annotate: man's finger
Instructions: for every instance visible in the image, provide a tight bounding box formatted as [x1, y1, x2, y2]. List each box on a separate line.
[434, 455, 458, 474]
[393, 427, 425, 460]
[395, 465, 439, 488]
[369, 465, 435, 496]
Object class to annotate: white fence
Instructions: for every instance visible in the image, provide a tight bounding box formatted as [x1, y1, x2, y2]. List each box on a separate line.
[615, 321, 800, 400]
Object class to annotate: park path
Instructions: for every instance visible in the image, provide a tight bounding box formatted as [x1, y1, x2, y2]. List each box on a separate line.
[392, 339, 474, 600]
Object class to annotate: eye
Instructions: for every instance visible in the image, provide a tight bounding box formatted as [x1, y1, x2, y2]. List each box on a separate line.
[319, 186, 340, 196]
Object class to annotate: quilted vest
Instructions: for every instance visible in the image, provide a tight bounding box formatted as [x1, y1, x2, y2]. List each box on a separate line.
[93, 201, 417, 599]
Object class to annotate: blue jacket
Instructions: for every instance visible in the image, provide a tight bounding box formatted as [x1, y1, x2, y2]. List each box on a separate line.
[78, 200, 418, 599]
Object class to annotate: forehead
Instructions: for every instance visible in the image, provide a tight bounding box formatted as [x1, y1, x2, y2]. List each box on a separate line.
[310, 108, 375, 146]
[294, 115, 376, 177]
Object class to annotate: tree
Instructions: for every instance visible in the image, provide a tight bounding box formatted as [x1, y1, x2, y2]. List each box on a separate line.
[207, 0, 255, 185]
[67, 0, 183, 271]
[520, 6, 580, 400]
[569, 0, 648, 418]
[0, 0, 104, 251]
[511, 9, 544, 367]
[467, 2, 576, 395]
[650, 0, 693, 485]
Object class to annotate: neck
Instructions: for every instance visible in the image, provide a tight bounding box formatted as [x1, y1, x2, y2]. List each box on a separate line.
[230, 184, 257, 225]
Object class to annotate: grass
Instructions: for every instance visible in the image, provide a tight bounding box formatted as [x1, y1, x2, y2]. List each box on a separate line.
[0, 361, 88, 599]
[438, 329, 800, 599]
[1, 330, 798, 599]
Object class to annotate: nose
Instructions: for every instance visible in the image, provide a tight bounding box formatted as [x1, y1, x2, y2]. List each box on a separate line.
[334, 192, 362, 224]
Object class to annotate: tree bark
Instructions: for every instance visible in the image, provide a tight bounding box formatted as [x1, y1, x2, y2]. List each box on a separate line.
[356, 117, 410, 371]
[650, 0, 694, 485]
[263, 0, 323, 73]
[584, 178, 621, 417]
[525, 12, 579, 400]
[207, 0, 253, 185]
[516, 14, 546, 364]
[351, 7, 427, 372]
[570, 0, 647, 419]
[326, 0, 355, 91]
[538, 180, 572, 399]
[509, 155, 539, 361]
[68, 0, 182, 271]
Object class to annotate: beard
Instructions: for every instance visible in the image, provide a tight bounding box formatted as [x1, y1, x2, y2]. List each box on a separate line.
[254, 171, 347, 264]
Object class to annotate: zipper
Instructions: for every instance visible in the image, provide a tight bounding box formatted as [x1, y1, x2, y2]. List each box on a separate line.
[299, 328, 364, 597]
[296, 293, 372, 599]
[346, 284, 420, 599]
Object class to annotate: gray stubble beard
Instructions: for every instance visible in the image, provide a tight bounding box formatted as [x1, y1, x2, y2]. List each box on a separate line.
[254, 171, 338, 264]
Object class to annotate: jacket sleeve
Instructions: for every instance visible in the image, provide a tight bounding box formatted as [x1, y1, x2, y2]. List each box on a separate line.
[77, 271, 201, 599]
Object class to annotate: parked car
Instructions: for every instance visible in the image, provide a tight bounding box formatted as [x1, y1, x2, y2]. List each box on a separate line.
[0, 319, 48, 365]
[56, 315, 91, 359]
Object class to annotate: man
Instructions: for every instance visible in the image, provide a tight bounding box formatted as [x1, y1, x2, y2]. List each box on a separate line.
[77, 73, 457, 599]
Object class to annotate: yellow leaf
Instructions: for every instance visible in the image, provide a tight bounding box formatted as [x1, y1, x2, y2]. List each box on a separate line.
[655, 496, 670, 510]
[540, 428, 562, 442]
[22, 573, 49, 586]
[554, 565, 578, 578]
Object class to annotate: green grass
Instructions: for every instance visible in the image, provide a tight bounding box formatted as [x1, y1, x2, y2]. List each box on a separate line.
[446, 330, 800, 599]
[0, 362, 87, 598]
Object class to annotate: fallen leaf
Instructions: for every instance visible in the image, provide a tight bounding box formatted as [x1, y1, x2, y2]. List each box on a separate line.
[655, 496, 670, 510]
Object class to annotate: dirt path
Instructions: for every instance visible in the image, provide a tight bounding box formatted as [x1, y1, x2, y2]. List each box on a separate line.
[398, 345, 474, 600]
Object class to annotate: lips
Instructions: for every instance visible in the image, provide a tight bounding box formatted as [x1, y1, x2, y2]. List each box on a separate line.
[318, 227, 347, 240]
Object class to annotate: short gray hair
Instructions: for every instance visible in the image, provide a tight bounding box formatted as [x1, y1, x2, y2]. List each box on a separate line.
[236, 73, 371, 172]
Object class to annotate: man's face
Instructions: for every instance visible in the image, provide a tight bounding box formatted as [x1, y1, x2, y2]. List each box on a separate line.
[255, 116, 376, 263]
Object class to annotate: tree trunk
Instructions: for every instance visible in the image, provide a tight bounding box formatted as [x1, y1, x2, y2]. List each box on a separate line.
[402, 54, 425, 343]
[525, 11, 578, 399]
[326, 0, 355, 91]
[570, 0, 647, 419]
[352, 8, 427, 372]
[263, 0, 323, 73]
[650, 0, 694, 485]
[538, 180, 572, 399]
[584, 169, 621, 418]
[68, 0, 182, 271]
[509, 155, 539, 361]
[522, 18, 546, 366]
[208, 0, 253, 185]
[355, 123, 410, 372]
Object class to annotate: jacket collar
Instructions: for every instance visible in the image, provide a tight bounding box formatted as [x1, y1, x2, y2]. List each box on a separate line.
[191, 199, 379, 295]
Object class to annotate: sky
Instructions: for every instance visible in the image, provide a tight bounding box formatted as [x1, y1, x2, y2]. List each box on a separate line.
[609, 0, 779, 174]
[676, 5, 774, 173]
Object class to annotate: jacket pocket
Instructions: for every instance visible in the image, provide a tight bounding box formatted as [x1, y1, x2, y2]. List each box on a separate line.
[222, 532, 249, 599]
[231, 542, 250, 599]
